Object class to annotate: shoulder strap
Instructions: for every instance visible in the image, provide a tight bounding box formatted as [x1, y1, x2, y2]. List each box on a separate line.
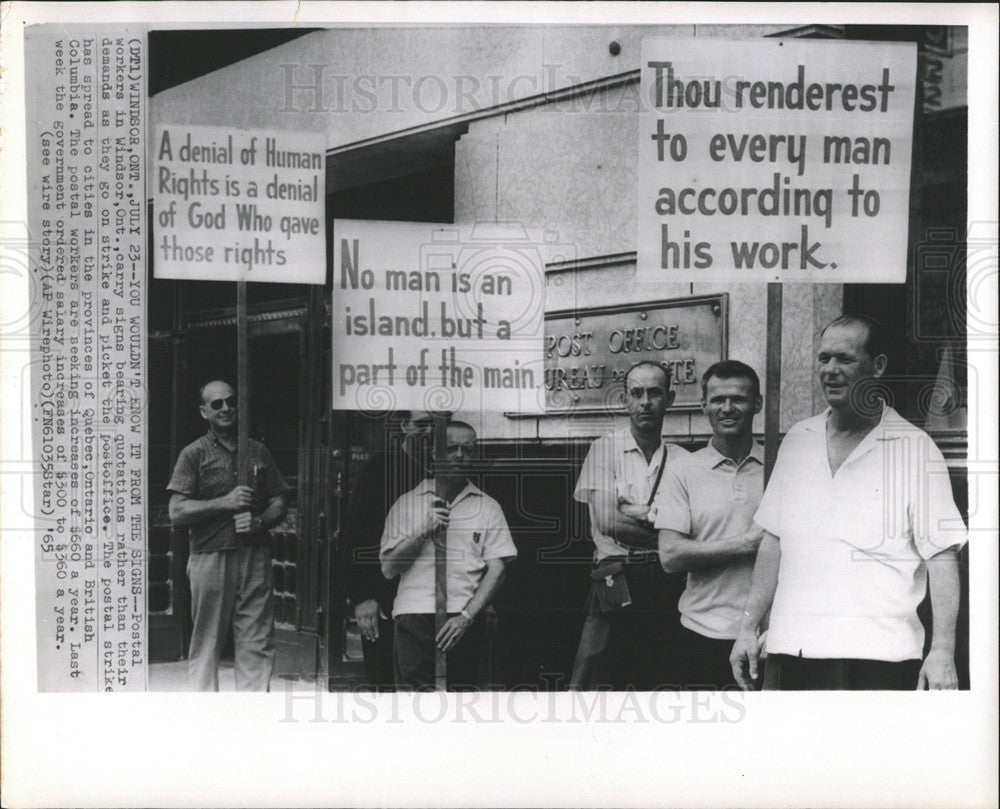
[646, 444, 668, 506]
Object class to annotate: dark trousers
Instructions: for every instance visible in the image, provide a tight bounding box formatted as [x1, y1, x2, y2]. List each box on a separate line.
[393, 613, 488, 691]
[360, 614, 396, 691]
[679, 625, 739, 690]
[764, 654, 922, 691]
[570, 562, 684, 691]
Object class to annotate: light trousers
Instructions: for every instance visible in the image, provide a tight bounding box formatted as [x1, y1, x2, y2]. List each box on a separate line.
[187, 544, 275, 691]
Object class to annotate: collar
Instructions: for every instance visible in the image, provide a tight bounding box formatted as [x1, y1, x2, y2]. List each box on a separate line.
[414, 477, 482, 505]
[704, 439, 765, 469]
[804, 404, 903, 439]
[621, 429, 665, 461]
[205, 429, 238, 451]
[805, 403, 904, 470]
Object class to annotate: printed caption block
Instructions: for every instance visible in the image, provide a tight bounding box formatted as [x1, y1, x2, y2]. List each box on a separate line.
[25, 26, 148, 691]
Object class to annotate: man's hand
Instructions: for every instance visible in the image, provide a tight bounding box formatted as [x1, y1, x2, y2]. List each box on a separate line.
[917, 648, 958, 690]
[730, 627, 762, 691]
[741, 527, 765, 554]
[234, 511, 254, 534]
[619, 503, 652, 523]
[418, 497, 450, 539]
[436, 614, 471, 652]
[355, 599, 381, 643]
[222, 485, 255, 512]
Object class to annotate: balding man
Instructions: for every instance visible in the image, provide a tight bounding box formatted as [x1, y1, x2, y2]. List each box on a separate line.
[168, 379, 290, 691]
[731, 316, 967, 690]
[381, 420, 516, 690]
[569, 361, 690, 690]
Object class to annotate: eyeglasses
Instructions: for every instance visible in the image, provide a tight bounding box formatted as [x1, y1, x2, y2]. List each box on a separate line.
[207, 396, 236, 411]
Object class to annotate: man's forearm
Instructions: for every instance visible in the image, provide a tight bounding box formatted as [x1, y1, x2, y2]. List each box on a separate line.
[258, 495, 287, 529]
[380, 529, 430, 578]
[463, 561, 507, 619]
[927, 548, 960, 654]
[589, 492, 658, 548]
[169, 495, 232, 527]
[659, 528, 761, 573]
[598, 509, 658, 548]
[738, 532, 781, 631]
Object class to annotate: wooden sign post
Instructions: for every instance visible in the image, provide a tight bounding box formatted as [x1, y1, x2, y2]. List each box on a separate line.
[764, 283, 782, 484]
[431, 413, 449, 691]
[236, 281, 250, 486]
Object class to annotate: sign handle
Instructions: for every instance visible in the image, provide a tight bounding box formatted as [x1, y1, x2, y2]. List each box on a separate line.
[432, 413, 449, 691]
[237, 280, 250, 486]
[764, 282, 782, 484]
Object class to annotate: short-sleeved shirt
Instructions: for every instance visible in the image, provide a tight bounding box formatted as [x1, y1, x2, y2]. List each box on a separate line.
[574, 429, 690, 562]
[167, 430, 291, 553]
[381, 479, 517, 616]
[654, 441, 764, 640]
[755, 406, 967, 661]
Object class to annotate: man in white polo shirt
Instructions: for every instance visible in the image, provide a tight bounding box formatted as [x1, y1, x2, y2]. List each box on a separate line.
[730, 315, 967, 690]
[381, 420, 516, 690]
[655, 360, 765, 689]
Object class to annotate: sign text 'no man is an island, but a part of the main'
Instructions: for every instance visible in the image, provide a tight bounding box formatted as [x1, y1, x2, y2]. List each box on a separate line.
[331, 220, 550, 415]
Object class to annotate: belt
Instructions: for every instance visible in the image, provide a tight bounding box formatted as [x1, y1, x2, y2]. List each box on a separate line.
[624, 549, 660, 565]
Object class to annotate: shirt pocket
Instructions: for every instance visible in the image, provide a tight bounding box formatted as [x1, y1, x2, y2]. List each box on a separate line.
[198, 454, 232, 491]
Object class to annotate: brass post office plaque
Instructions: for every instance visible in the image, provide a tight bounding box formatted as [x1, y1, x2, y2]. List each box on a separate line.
[544, 294, 727, 414]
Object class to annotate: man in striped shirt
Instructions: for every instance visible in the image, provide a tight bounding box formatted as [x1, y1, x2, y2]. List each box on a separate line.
[168, 379, 290, 691]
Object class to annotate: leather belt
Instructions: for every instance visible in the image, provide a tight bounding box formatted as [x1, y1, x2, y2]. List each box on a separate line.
[624, 549, 660, 565]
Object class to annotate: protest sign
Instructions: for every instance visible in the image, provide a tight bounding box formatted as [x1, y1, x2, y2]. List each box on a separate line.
[332, 220, 547, 413]
[153, 124, 325, 283]
[637, 39, 917, 283]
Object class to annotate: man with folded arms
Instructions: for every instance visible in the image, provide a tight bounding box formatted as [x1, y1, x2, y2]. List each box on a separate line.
[569, 361, 690, 690]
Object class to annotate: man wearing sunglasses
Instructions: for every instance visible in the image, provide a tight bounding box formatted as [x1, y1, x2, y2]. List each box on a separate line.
[167, 379, 290, 691]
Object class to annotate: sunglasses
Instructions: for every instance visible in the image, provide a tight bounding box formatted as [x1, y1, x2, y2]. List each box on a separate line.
[207, 396, 237, 411]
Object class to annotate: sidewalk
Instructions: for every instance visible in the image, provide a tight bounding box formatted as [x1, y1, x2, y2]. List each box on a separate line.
[149, 659, 318, 692]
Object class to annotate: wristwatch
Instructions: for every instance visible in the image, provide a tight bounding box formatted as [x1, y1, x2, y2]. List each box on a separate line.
[459, 608, 473, 622]
[251, 516, 265, 533]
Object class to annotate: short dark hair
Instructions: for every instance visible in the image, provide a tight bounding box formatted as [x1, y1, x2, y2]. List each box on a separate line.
[821, 314, 887, 361]
[446, 419, 476, 437]
[388, 410, 450, 428]
[701, 360, 761, 401]
[198, 379, 233, 403]
[623, 360, 671, 391]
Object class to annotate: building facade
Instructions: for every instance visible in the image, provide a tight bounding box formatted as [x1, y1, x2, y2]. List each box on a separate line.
[146, 24, 970, 688]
